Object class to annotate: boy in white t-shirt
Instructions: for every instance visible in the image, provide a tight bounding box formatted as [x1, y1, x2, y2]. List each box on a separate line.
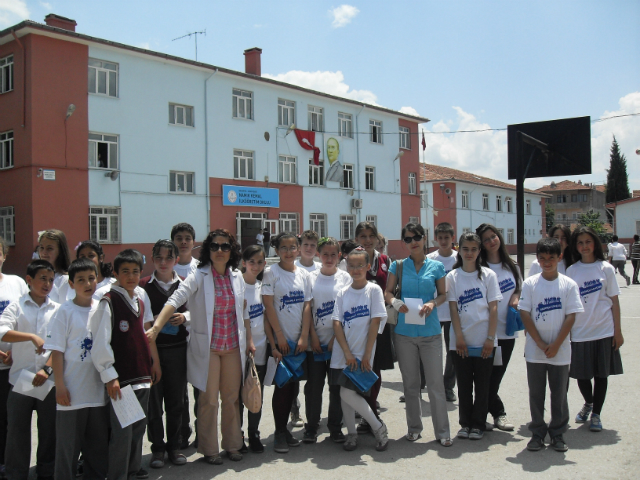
[171, 223, 199, 279]
[607, 235, 630, 286]
[519, 238, 583, 453]
[46, 258, 109, 479]
[427, 222, 458, 401]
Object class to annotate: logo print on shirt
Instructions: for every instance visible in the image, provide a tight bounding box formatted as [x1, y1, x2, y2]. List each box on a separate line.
[579, 279, 602, 303]
[535, 297, 562, 321]
[315, 300, 335, 327]
[457, 288, 483, 313]
[79, 334, 93, 361]
[342, 305, 370, 328]
[279, 290, 304, 311]
[0, 300, 10, 315]
[119, 320, 130, 332]
[499, 278, 516, 295]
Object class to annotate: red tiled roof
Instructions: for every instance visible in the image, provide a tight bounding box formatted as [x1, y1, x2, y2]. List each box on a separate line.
[606, 196, 640, 208]
[535, 179, 604, 193]
[420, 164, 544, 195]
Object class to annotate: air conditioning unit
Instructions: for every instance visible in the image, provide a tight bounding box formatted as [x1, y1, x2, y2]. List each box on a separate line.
[351, 198, 363, 209]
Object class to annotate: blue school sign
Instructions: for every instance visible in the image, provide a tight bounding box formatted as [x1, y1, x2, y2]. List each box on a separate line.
[222, 185, 280, 208]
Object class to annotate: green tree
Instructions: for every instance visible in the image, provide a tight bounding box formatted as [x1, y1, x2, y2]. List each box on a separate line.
[605, 135, 631, 204]
[545, 203, 555, 232]
[577, 210, 607, 237]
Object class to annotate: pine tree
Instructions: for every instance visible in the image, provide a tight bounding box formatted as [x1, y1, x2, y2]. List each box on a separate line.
[605, 135, 631, 203]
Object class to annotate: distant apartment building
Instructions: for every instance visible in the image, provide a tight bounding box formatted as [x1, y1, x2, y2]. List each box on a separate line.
[536, 179, 606, 226]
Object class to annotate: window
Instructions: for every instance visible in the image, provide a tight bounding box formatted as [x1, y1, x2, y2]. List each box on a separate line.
[340, 214, 356, 240]
[370, 119, 383, 144]
[169, 103, 194, 127]
[89, 207, 120, 243]
[0, 55, 13, 94]
[496, 195, 502, 212]
[0, 131, 13, 169]
[309, 213, 327, 238]
[420, 192, 427, 208]
[278, 99, 295, 126]
[338, 112, 353, 138]
[88, 133, 118, 169]
[0, 206, 14, 245]
[461, 190, 469, 209]
[556, 194, 567, 203]
[88, 58, 118, 97]
[342, 164, 354, 189]
[505, 196, 512, 213]
[169, 171, 194, 194]
[497, 228, 504, 238]
[409, 216, 419, 224]
[399, 126, 411, 150]
[580, 194, 588, 202]
[366, 215, 378, 228]
[279, 212, 299, 234]
[308, 106, 323, 132]
[571, 194, 577, 202]
[526, 199, 531, 214]
[408, 173, 417, 195]
[507, 229, 514, 244]
[308, 160, 324, 186]
[278, 155, 296, 184]
[232, 89, 253, 120]
[365, 166, 375, 191]
[572, 212, 578, 220]
[482, 193, 489, 211]
[233, 150, 254, 180]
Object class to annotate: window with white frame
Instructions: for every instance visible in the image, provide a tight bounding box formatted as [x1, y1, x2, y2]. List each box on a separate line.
[507, 229, 514, 244]
[234, 150, 254, 180]
[278, 99, 295, 126]
[0, 131, 13, 169]
[496, 195, 503, 212]
[169, 171, 194, 194]
[409, 216, 419, 224]
[342, 164, 354, 189]
[338, 112, 353, 138]
[279, 212, 299, 234]
[0, 55, 13, 94]
[461, 190, 469, 209]
[308, 106, 323, 132]
[88, 58, 118, 97]
[408, 173, 417, 194]
[278, 155, 296, 184]
[89, 207, 120, 243]
[497, 228, 504, 238]
[0, 206, 15, 245]
[88, 133, 118, 169]
[420, 192, 427, 208]
[309, 213, 327, 238]
[370, 119, 383, 144]
[309, 159, 324, 186]
[169, 103, 194, 127]
[365, 166, 375, 191]
[526, 199, 531, 214]
[340, 214, 356, 240]
[482, 193, 489, 211]
[366, 215, 377, 227]
[505, 196, 512, 213]
[399, 126, 411, 149]
[232, 88, 253, 120]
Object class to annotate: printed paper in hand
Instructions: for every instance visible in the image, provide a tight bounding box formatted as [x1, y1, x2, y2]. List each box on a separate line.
[404, 298, 425, 325]
[111, 385, 146, 428]
[263, 357, 278, 387]
[493, 346, 503, 366]
[13, 369, 55, 401]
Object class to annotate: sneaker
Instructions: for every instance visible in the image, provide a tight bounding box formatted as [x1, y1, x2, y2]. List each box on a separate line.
[248, 434, 265, 453]
[590, 413, 603, 432]
[330, 431, 346, 443]
[285, 429, 301, 447]
[445, 389, 457, 402]
[227, 451, 243, 462]
[167, 451, 187, 466]
[343, 433, 358, 451]
[373, 421, 389, 451]
[575, 403, 593, 423]
[550, 435, 568, 452]
[626, 276, 631, 286]
[469, 428, 484, 440]
[457, 427, 470, 439]
[405, 432, 422, 442]
[399, 395, 406, 403]
[149, 452, 165, 469]
[290, 412, 304, 428]
[356, 418, 371, 434]
[494, 415, 515, 431]
[527, 435, 545, 451]
[273, 431, 289, 454]
[203, 455, 223, 465]
[303, 429, 318, 444]
[135, 469, 149, 479]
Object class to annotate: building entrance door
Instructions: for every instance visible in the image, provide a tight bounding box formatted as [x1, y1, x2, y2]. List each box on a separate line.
[236, 212, 266, 250]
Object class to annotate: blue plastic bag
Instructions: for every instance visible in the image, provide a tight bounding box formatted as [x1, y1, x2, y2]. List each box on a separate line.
[342, 359, 379, 393]
[313, 345, 331, 362]
[506, 306, 524, 336]
[274, 340, 306, 387]
[467, 347, 494, 358]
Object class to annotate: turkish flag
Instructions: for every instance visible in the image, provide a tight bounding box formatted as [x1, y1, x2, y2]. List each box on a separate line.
[294, 129, 321, 165]
[422, 131, 426, 151]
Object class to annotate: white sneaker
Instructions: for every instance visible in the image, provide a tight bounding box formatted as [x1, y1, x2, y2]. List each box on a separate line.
[373, 422, 389, 451]
[494, 415, 514, 431]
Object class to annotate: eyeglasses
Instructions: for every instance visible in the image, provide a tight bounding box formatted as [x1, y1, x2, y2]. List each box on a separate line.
[482, 234, 498, 245]
[278, 246, 298, 253]
[403, 234, 423, 244]
[210, 242, 232, 252]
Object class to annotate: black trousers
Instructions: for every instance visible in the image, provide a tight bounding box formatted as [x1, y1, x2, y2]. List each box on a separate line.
[239, 364, 267, 436]
[303, 353, 343, 434]
[453, 352, 494, 431]
[0, 369, 10, 465]
[487, 339, 515, 419]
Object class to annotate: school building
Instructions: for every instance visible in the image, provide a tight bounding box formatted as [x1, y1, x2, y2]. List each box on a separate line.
[420, 164, 549, 254]
[0, 14, 427, 274]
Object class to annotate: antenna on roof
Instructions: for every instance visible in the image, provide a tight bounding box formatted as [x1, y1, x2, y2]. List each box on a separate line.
[172, 29, 206, 61]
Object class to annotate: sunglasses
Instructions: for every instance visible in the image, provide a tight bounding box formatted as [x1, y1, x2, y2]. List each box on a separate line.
[210, 242, 232, 252]
[403, 234, 423, 244]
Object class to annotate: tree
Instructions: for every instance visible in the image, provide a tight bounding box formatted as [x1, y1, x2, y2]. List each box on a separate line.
[577, 210, 607, 237]
[605, 135, 631, 204]
[545, 203, 555, 232]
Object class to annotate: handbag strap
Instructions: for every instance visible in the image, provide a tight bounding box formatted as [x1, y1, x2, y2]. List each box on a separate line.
[245, 352, 255, 378]
[395, 259, 404, 299]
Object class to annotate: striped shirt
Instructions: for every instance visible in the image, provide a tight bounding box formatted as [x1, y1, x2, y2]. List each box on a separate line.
[210, 267, 239, 351]
[631, 242, 640, 261]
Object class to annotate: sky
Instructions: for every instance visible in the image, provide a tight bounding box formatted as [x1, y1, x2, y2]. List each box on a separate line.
[3, 0, 639, 191]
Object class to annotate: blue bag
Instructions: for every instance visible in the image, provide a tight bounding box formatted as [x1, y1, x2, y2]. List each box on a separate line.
[506, 306, 524, 336]
[342, 359, 379, 393]
[467, 347, 494, 358]
[160, 323, 179, 335]
[274, 340, 306, 388]
[313, 345, 332, 362]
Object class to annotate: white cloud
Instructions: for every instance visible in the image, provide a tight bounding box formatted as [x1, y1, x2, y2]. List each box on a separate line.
[263, 70, 379, 106]
[39, 1, 53, 10]
[137, 42, 151, 50]
[399, 106, 420, 117]
[329, 5, 359, 28]
[0, 0, 29, 26]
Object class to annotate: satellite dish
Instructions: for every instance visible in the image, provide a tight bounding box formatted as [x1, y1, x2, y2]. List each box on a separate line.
[264, 132, 270, 141]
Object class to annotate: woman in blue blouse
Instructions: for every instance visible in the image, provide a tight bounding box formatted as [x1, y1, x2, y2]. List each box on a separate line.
[385, 223, 452, 446]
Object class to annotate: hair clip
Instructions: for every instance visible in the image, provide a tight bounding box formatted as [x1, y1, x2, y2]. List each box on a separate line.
[317, 237, 330, 246]
[353, 246, 366, 251]
[74, 241, 82, 251]
[37, 230, 46, 242]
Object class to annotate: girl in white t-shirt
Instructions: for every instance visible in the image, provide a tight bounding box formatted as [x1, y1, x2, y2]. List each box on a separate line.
[566, 226, 624, 432]
[38, 229, 72, 303]
[528, 225, 573, 277]
[446, 232, 502, 441]
[262, 232, 312, 454]
[331, 248, 389, 452]
[71, 241, 116, 302]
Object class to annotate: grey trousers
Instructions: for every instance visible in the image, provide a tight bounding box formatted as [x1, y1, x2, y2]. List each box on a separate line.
[395, 333, 451, 439]
[526, 362, 569, 440]
[611, 260, 630, 279]
[5, 388, 56, 480]
[108, 387, 150, 480]
[55, 406, 109, 480]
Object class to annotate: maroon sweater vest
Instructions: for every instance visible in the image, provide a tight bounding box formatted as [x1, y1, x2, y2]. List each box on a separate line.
[102, 290, 152, 387]
[139, 276, 188, 347]
[367, 253, 390, 292]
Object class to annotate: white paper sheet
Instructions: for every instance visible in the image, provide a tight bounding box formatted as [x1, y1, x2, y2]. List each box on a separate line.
[110, 385, 146, 428]
[403, 298, 425, 325]
[263, 357, 278, 387]
[493, 346, 503, 366]
[13, 369, 55, 401]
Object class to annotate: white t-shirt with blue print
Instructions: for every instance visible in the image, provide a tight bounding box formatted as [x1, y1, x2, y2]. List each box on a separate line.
[243, 281, 267, 365]
[487, 262, 521, 340]
[0, 275, 29, 371]
[426, 250, 458, 322]
[310, 269, 352, 345]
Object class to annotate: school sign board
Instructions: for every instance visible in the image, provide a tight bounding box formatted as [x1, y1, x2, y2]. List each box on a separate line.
[222, 185, 280, 208]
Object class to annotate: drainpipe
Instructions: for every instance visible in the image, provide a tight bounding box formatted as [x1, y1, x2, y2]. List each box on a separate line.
[355, 104, 366, 223]
[11, 31, 26, 127]
[204, 68, 218, 234]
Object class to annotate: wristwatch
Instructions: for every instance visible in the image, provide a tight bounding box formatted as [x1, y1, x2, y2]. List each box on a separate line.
[486, 335, 495, 341]
[43, 366, 53, 376]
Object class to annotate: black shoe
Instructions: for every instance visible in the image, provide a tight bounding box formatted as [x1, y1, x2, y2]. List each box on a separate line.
[303, 430, 318, 444]
[285, 429, 300, 447]
[239, 437, 249, 453]
[135, 469, 149, 479]
[445, 389, 457, 402]
[356, 419, 371, 434]
[248, 434, 265, 453]
[330, 431, 346, 443]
